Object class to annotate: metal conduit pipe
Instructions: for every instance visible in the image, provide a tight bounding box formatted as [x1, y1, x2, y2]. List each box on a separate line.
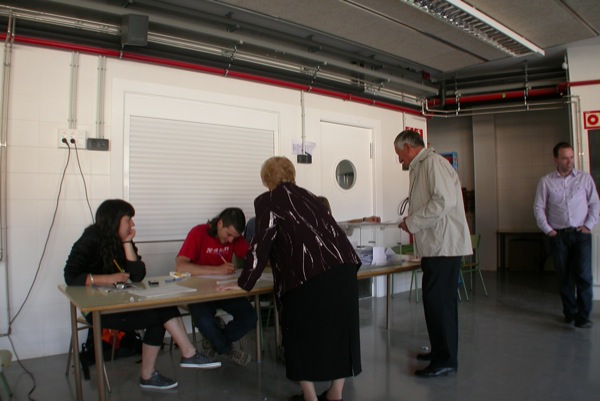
[0, 33, 423, 116]
[44, 0, 437, 96]
[423, 80, 600, 117]
[95, 56, 106, 139]
[422, 98, 568, 118]
[427, 87, 565, 107]
[0, 12, 14, 337]
[68, 51, 79, 130]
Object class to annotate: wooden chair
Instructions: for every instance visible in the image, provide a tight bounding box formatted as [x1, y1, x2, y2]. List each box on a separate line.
[459, 234, 488, 301]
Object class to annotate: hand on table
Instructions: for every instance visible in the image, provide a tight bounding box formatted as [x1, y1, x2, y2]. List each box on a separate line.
[216, 284, 241, 291]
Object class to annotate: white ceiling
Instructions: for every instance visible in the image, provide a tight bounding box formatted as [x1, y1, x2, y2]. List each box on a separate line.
[1, 0, 599, 102]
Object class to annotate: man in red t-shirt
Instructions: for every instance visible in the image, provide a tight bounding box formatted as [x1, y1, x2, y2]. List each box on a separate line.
[176, 207, 256, 366]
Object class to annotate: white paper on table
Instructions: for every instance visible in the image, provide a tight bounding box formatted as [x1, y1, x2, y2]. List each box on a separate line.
[372, 246, 387, 264]
[128, 285, 197, 299]
[203, 271, 242, 280]
[215, 271, 274, 284]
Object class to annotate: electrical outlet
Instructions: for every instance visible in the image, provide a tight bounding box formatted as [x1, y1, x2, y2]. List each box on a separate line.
[58, 129, 87, 148]
[87, 138, 110, 151]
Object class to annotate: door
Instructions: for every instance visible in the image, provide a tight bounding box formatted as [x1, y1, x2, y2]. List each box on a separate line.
[320, 121, 374, 221]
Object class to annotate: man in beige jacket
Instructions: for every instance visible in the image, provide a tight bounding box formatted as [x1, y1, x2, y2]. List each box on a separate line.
[394, 129, 471, 378]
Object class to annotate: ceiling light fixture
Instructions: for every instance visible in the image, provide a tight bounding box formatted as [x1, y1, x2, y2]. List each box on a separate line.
[400, 0, 545, 57]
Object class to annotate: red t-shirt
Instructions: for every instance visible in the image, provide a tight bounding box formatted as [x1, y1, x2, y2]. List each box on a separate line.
[178, 224, 249, 265]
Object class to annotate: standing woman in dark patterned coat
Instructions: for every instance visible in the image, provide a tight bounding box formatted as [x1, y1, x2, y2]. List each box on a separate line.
[220, 156, 362, 401]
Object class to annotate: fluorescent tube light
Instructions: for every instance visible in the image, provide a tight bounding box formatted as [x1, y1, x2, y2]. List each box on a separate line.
[401, 0, 545, 57]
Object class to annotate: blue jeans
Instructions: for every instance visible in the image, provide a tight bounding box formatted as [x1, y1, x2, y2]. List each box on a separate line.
[550, 230, 593, 320]
[188, 298, 257, 354]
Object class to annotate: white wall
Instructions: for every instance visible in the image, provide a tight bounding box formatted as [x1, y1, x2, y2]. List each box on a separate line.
[429, 107, 569, 271]
[0, 44, 423, 359]
[428, 117, 474, 190]
[567, 42, 600, 297]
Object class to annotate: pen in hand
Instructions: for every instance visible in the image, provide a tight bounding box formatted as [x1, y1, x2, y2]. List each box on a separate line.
[218, 252, 236, 275]
[113, 259, 124, 273]
[112, 259, 131, 283]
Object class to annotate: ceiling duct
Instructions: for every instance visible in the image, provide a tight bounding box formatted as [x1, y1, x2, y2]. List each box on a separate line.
[0, 2, 437, 102]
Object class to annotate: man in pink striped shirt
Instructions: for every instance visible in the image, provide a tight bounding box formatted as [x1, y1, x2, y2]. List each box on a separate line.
[534, 142, 600, 328]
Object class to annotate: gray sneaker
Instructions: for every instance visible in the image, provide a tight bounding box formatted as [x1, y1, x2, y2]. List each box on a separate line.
[201, 338, 217, 360]
[139, 370, 178, 390]
[228, 343, 251, 366]
[180, 351, 221, 369]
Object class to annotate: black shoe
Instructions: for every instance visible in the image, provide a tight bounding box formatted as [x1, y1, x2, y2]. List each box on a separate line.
[416, 352, 432, 361]
[564, 315, 575, 325]
[318, 390, 343, 401]
[575, 318, 592, 328]
[139, 370, 178, 390]
[415, 366, 456, 378]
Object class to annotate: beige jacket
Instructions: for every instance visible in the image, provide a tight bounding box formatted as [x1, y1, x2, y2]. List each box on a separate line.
[405, 147, 472, 257]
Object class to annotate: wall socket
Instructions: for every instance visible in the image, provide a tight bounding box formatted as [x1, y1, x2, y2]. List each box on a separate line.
[87, 138, 110, 151]
[58, 129, 87, 148]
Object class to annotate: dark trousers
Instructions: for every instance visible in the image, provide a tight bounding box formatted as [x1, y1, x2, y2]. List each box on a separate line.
[421, 256, 461, 369]
[86, 306, 180, 346]
[550, 230, 593, 320]
[189, 298, 257, 354]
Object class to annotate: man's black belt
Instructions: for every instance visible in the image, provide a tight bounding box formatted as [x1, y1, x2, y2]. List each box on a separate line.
[555, 227, 577, 233]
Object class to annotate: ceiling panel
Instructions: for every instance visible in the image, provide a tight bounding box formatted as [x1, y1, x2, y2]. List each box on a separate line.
[468, 0, 598, 46]
[565, 0, 600, 31]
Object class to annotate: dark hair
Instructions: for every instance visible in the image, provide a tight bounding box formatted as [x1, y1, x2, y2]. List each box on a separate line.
[393, 129, 425, 149]
[207, 207, 246, 237]
[94, 199, 135, 273]
[553, 142, 573, 158]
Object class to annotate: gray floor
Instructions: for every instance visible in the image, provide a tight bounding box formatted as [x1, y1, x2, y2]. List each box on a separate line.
[3, 271, 600, 401]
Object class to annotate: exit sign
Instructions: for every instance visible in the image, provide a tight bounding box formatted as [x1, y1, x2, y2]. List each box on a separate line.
[405, 127, 424, 136]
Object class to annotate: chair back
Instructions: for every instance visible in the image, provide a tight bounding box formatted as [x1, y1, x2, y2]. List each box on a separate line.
[463, 234, 480, 268]
[0, 349, 11, 368]
[458, 233, 488, 299]
[471, 234, 480, 260]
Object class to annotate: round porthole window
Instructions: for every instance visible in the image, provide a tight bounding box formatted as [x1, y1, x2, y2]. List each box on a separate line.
[335, 159, 356, 190]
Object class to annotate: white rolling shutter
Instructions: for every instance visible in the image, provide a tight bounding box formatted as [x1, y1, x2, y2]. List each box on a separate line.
[128, 116, 274, 241]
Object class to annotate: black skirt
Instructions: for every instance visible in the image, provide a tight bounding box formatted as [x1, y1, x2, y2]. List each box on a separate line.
[281, 264, 362, 381]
